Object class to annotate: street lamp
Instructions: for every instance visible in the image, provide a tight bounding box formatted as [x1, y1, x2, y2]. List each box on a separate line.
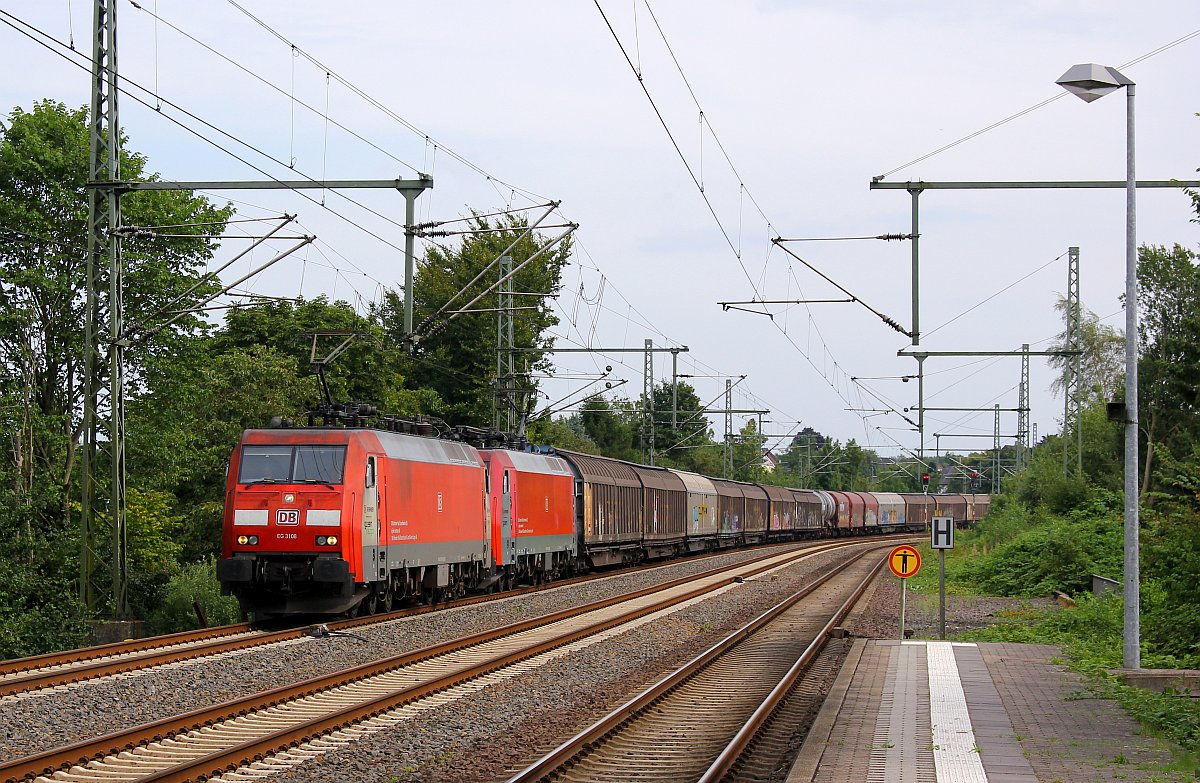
[1056, 63, 1139, 670]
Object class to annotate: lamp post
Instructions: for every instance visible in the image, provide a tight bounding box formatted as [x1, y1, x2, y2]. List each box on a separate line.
[1056, 63, 1138, 670]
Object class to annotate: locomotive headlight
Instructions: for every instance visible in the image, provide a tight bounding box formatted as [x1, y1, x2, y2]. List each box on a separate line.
[249, 535, 259, 545]
[283, 493, 296, 503]
[326, 535, 338, 546]
[236, 535, 249, 545]
[316, 536, 327, 546]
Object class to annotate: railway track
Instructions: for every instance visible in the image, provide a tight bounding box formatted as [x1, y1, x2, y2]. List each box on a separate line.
[4, 541, 863, 783]
[507, 545, 885, 782]
[0, 542, 828, 700]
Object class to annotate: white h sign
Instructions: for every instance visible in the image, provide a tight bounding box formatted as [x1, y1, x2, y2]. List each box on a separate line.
[931, 516, 954, 549]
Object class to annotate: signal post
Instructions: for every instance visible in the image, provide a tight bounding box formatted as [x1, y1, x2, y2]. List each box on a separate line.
[931, 516, 954, 640]
[888, 545, 921, 640]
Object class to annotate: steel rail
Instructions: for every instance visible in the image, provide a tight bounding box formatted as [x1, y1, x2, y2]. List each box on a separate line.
[0, 624, 252, 675]
[506, 545, 884, 782]
[0, 542, 809, 697]
[699, 552, 887, 782]
[2, 543, 840, 783]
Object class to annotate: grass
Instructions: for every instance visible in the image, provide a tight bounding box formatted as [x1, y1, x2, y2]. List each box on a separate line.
[900, 498, 1200, 772]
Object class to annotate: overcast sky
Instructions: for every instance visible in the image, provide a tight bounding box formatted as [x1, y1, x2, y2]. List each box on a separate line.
[5, 1, 1199, 461]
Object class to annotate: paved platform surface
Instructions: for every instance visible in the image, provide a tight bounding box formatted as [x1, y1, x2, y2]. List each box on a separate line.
[788, 640, 1190, 783]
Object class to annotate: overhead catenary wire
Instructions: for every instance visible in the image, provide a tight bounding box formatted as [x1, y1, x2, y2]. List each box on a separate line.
[875, 28, 1200, 181]
[0, 11, 415, 257]
[222, 0, 550, 207]
[21, 4, 974, 458]
[592, 3, 927, 459]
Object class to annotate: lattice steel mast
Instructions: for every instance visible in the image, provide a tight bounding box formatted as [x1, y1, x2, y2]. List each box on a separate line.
[81, 0, 128, 616]
[1063, 246, 1082, 475]
[1017, 343, 1030, 470]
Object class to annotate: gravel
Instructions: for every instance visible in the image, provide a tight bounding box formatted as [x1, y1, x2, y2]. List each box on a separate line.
[844, 570, 1056, 641]
[4, 541, 1048, 781]
[240, 543, 867, 783]
[0, 543, 814, 763]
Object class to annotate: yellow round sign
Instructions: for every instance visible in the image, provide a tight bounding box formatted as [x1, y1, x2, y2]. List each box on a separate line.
[888, 545, 922, 579]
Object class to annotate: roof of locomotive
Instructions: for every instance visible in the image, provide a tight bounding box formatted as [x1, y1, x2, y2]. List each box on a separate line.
[240, 427, 482, 467]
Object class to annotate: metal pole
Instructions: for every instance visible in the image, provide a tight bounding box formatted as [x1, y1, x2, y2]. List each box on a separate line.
[403, 190, 418, 335]
[671, 350, 679, 432]
[1123, 83, 1140, 670]
[1064, 247, 1082, 475]
[724, 379, 733, 478]
[1019, 344, 1030, 470]
[900, 577, 907, 640]
[644, 338, 655, 465]
[917, 355, 926, 465]
[993, 404, 1001, 494]
[939, 550, 946, 640]
[909, 187, 920, 346]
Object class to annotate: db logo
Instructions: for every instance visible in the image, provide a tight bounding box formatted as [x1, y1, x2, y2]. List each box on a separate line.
[276, 509, 300, 526]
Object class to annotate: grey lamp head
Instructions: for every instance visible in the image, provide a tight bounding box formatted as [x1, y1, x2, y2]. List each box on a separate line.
[1056, 63, 1133, 102]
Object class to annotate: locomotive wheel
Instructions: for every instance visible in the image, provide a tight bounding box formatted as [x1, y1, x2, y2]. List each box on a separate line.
[361, 593, 378, 616]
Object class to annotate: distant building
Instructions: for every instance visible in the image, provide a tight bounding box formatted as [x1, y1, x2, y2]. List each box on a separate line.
[761, 449, 779, 473]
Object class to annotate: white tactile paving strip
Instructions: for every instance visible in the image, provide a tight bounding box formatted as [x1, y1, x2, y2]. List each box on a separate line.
[917, 641, 988, 783]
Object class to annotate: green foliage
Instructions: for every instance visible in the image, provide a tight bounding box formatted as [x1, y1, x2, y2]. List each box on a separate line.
[213, 296, 438, 416]
[1138, 243, 1200, 501]
[525, 416, 600, 455]
[0, 99, 230, 541]
[1142, 500, 1200, 661]
[1048, 297, 1125, 407]
[0, 533, 88, 658]
[958, 501, 1122, 596]
[129, 344, 321, 561]
[393, 213, 571, 426]
[920, 491, 1122, 598]
[731, 419, 767, 482]
[647, 381, 710, 460]
[579, 395, 640, 462]
[145, 559, 242, 635]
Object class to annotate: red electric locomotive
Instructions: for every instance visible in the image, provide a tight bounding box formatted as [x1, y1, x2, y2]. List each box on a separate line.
[218, 426, 490, 616]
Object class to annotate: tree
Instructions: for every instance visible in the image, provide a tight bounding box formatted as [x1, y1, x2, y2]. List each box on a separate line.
[1047, 296, 1125, 407]
[1137, 243, 1200, 496]
[212, 296, 439, 416]
[0, 101, 229, 529]
[127, 345, 319, 560]
[0, 99, 229, 647]
[525, 415, 599, 455]
[580, 396, 638, 461]
[388, 213, 572, 427]
[648, 381, 710, 460]
[732, 420, 767, 482]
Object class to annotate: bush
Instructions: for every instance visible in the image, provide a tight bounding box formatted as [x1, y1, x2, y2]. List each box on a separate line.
[0, 557, 88, 659]
[144, 559, 243, 634]
[941, 491, 1123, 598]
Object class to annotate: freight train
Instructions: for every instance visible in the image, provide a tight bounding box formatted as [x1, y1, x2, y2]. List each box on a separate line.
[217, 420, 989, 618]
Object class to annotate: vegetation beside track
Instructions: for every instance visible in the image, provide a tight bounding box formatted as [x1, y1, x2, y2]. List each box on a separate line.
[901, 490, 1200, 760]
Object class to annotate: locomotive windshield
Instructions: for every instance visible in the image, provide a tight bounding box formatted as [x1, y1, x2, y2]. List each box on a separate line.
[238, 445, 347, 484]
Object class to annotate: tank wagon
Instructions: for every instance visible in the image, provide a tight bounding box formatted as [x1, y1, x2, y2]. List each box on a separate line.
[218, 424, 989, 618]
